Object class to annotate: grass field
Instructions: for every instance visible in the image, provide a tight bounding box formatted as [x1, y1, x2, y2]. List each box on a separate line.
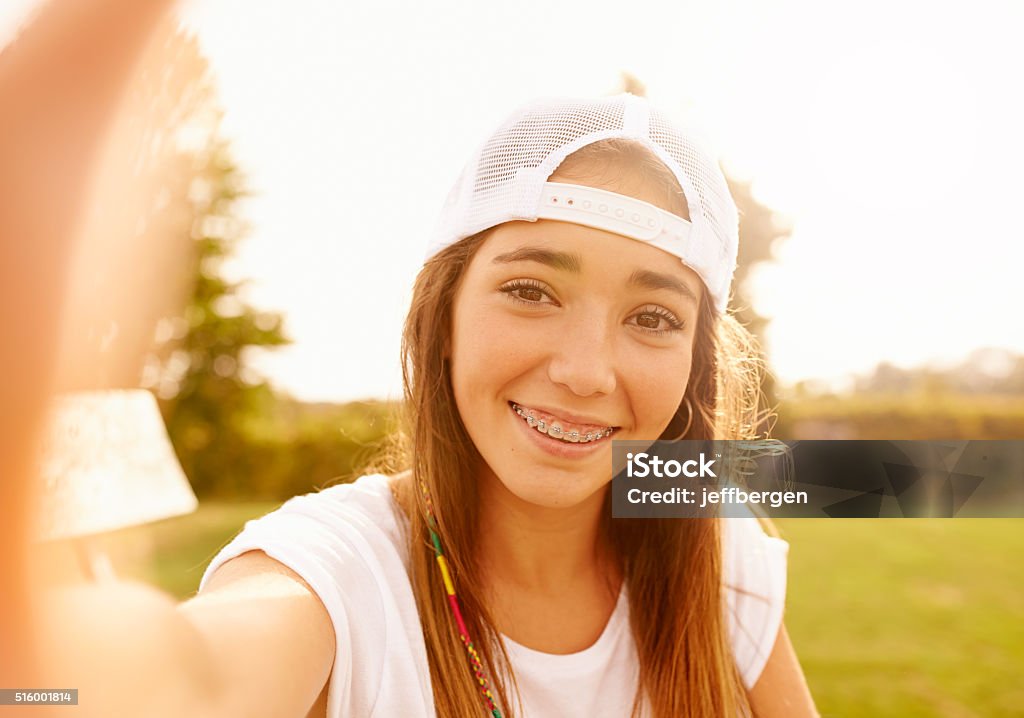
[104, 504, 1024, 717]
[776, 519, 1024, 717]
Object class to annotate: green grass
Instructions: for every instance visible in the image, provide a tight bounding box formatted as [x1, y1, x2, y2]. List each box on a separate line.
[109, 505, 1024, 716]
[776, 519, 1024, 717]
[106, 501, 280, 599]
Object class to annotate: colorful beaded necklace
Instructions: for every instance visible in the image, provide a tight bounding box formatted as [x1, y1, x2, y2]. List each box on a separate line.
[419, 478, 504, 718]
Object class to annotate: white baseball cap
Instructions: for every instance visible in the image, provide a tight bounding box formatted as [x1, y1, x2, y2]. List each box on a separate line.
[426, 94, 739, 313]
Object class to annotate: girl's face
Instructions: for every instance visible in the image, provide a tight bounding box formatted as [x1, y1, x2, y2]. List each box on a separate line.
[449, 177, 704, 510]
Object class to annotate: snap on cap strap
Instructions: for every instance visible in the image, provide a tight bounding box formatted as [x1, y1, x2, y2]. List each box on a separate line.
[537, 182, 692, 246]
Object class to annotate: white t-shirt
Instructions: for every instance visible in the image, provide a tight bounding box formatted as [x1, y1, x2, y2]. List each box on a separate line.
[199, 474, 788, 717]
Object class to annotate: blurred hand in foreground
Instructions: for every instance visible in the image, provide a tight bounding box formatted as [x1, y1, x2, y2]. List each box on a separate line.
[0, 1, 220, 714]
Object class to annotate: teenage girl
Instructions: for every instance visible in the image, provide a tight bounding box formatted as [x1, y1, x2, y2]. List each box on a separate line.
[194, 95, 819, 717]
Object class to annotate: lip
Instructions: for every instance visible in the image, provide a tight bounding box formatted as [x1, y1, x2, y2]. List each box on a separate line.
[509, 401, 619, 429]
[508, 402, 616, 459]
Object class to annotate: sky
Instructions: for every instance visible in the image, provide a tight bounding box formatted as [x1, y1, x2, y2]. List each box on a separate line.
[4, 0, 1023, 402]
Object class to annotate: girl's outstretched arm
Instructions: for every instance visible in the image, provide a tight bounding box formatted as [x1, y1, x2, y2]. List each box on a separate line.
[0, 0, 180, 688]
[1, 6, 339, 715]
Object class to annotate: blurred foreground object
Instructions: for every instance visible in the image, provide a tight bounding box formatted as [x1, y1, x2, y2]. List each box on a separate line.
[0, 0, 181, 685]
[35, 389, 197, 580]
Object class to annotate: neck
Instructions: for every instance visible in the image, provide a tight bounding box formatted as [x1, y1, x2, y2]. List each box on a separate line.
[475, 467, 619, 597]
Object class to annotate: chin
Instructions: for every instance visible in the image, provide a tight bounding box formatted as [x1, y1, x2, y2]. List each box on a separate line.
[495, 468, 609, 510]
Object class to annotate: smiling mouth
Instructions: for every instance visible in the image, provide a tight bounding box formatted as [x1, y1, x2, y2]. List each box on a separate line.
[509, 402, 618, 444]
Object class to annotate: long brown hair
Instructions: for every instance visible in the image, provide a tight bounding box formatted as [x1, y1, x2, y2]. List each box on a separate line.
[393, 140, 769, 717]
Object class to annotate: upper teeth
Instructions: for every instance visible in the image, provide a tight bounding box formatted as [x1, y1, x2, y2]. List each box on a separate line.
[511, 403, 614, 444]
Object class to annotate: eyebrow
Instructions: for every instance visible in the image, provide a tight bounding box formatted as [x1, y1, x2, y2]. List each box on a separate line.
[491, 246, 582, 273]
[627, 269, 699, 304]
[491, 245, 698, 303]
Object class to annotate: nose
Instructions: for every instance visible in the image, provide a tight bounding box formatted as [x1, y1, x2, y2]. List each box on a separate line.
[546, 312, 618, 397]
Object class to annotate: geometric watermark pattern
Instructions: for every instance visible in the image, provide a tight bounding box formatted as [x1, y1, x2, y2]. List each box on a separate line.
[611, 441, 1024, 518]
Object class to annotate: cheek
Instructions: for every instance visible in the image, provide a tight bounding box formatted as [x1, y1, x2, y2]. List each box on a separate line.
[627, 349, 694, 429]
[449, 301, 525, 402]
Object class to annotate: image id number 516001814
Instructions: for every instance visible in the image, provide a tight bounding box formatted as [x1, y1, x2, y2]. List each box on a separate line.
[0, 689, 78, 705]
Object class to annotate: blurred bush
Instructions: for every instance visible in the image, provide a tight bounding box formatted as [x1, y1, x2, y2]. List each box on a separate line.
[775, 349, 1024, 440]
[776, 392, 1024, 440]
[192, 396, 402, 501]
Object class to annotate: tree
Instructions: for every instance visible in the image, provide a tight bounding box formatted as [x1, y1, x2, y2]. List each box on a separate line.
[155, 138, 289, 497]
[727, 176, 792, 411]
[110, 28, 291, 497]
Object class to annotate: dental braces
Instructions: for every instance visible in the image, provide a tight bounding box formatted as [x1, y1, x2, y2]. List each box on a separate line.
[511, 403, 615, 443]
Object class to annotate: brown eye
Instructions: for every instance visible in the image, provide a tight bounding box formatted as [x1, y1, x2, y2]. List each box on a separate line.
[636, 313, 661, 329]
[629, 305, 683, 336]
[500, 279, 555, 306]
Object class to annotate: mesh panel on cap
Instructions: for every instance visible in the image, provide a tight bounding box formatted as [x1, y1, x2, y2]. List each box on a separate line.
[428, 94, 738, 312]
[463, 98, 625, 232]
[647, 106, 739, 303]
[648, 107, 738, 260]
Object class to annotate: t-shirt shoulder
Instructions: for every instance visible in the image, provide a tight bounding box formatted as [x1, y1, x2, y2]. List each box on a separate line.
[198, 474, 433, 717]
[722, 514, 789, 690]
